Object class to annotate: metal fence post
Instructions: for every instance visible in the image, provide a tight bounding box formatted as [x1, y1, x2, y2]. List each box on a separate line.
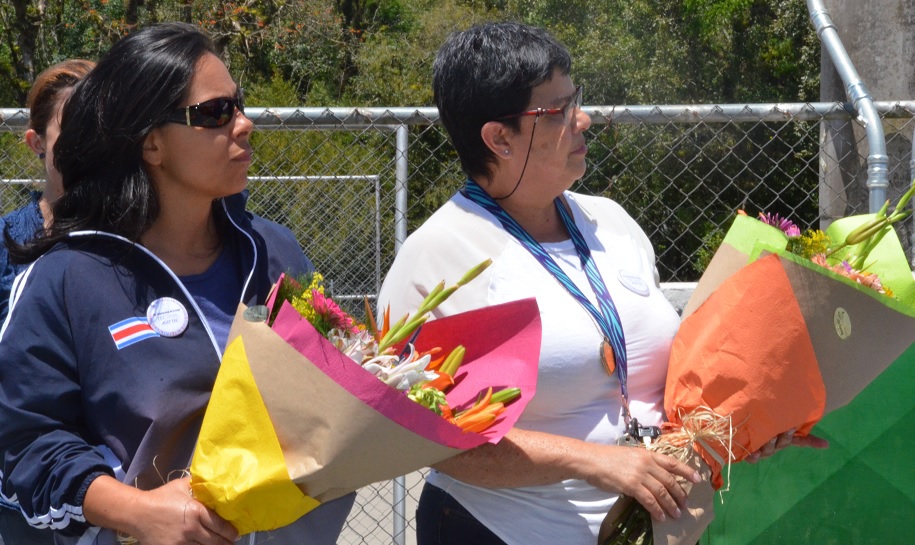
[393, 123, 410, 545]
[394, 124, 409, 253]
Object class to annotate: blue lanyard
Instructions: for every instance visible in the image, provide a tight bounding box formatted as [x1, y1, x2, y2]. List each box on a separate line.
[461, 179, 632, 415]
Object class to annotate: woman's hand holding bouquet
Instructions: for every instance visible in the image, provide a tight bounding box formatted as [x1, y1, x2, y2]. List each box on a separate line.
[189, 260, 543, 535]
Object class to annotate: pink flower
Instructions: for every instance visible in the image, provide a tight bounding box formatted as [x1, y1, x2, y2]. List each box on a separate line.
[310, 289, 359, 335]
[758, 212, 801, 237]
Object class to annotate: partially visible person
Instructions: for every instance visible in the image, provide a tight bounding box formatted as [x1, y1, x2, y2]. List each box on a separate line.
[0, 23, 354, 545]
[0, 58, 94, 545]
[0, 59, 94, 324]
[378, 22, 825, 545]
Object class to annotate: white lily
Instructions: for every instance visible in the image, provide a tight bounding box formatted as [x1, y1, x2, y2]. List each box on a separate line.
[360, 348, 437, 392]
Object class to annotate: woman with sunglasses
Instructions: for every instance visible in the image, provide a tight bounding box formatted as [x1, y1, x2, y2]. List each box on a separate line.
[0, 23, 354, 545]
[378, 22, 705, 545]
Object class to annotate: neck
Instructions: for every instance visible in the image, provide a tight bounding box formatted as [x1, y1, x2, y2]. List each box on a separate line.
[38, 178, 64, 229]
[478, 176, 570, 243]
[142, 196, 222, 276]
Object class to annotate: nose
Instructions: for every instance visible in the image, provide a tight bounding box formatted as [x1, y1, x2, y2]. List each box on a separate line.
[233, 108, 254, 138]
[574, 107, 591, 132]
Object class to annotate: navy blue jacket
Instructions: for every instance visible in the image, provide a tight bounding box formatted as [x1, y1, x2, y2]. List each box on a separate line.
[0, 193, 316, 540]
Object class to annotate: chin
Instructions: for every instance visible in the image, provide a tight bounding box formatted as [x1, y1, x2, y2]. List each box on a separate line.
[570, 163, 587, 181]
[227, 176, 249, 194]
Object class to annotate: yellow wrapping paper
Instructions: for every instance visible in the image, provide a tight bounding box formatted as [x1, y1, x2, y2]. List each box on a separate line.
[189, 337, 320, 535]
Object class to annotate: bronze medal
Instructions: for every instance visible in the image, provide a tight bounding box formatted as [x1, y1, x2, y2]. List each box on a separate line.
[600, 338, 615, 376]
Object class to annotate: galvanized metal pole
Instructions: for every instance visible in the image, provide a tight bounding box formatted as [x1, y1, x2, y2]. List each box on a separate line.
[392, 124, 410, 545]
[808, 0, 889, 213]
[394, 125, 409, 252]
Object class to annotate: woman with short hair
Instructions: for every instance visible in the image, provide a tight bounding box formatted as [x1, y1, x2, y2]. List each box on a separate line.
[380, 22, 697, 545]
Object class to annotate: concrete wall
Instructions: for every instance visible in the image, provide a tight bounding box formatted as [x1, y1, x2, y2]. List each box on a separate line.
[818, 0, 915, 239]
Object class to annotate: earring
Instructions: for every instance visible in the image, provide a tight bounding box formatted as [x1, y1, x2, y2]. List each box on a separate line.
[503, 150, 510, 155]
[38, 152, 46, 159]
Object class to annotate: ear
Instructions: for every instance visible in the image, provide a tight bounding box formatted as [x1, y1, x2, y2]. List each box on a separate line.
[24, 129, 45, 156]
[480, 121, 515, 159]
[142, 129, 164, 167]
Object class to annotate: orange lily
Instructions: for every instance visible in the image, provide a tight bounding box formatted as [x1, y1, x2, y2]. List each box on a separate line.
[453, 402, 505, 433]
[363, 297, 379, 341]
[421, 372, 454, 391]
[418, 347, 445, 370]
[378, 306, 391, 343]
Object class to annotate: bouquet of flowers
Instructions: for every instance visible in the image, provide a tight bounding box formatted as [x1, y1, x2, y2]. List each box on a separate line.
[600, 182, 915, 545]
[189, 261, 542, 535]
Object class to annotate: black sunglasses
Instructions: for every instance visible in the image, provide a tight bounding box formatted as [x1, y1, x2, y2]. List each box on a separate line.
[163, 92, 245, 128]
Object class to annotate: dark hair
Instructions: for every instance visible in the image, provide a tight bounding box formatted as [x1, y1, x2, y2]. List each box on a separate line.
[433, 22, 571, 181]
[10, 22, 218, 263]
[26, 59, 95, 136]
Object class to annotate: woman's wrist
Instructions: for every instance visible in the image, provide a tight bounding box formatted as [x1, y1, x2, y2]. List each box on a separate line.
[83, 474, 145, 537]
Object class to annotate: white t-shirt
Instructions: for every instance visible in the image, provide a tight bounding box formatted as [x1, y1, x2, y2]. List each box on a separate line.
[378, 190, 680, 545]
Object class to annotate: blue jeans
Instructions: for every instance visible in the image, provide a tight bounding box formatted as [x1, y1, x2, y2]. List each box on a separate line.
[416, 483, 508, 545]
[0, 506, 55, 545]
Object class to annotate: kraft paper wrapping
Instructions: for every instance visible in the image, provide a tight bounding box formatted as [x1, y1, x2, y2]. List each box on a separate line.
[191, 297, 542, 535]
[649, 213, 915, 544]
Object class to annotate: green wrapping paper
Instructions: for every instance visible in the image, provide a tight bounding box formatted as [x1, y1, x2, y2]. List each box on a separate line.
[661, 212, 915, 544]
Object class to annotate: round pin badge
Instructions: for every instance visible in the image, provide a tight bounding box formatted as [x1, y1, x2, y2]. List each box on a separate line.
[617, 270, 650, 297]
[146, 297, 189, 337]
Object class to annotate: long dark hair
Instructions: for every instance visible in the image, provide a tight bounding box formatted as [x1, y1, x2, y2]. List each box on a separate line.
[9, 22, 217, 264]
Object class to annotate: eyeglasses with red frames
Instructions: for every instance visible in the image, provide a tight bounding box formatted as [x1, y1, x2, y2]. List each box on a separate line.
[163, 91, 245, 128]
[496, 85, 583, 124]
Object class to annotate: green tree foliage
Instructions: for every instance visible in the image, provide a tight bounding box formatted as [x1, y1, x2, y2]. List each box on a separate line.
[0, 0, 820, 280]
[0, 0, 819, 110]
[497, 0, 819, 278]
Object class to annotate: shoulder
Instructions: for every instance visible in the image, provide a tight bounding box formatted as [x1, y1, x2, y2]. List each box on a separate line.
[246, 213, 313, 276]
[3, 240, 121, 319]
[19, 236, 134, 286]
[566, 191, 633, 223]
[220, 194, 312, 276]
[390, 194, 510, 274]
[0, 201, 43, 245]
[249, 213, 300, 247]
[223, 192, 300, 251]
[399, 194, 507, 256]
[566, 191, 652, 245]
[380, 194, 505, 317]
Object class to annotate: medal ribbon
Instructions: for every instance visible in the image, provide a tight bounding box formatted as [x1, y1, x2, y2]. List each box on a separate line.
[461, 179, 632, 418]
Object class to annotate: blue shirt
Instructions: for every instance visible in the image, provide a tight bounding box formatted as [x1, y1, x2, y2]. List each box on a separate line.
[1, 191, 44, 323]
[179, 239, 243, 352]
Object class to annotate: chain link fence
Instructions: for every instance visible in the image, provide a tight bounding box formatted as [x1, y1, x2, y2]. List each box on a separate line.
[2, 101, 915, 544]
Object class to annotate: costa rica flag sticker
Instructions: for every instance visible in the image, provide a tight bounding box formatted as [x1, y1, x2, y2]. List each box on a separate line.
[108, 317, 160, 350]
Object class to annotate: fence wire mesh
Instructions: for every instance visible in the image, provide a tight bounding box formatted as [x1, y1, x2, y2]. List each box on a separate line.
[2, 101, 915, 544]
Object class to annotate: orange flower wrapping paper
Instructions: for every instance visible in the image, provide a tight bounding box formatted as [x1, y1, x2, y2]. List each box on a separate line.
[649, 212, 915, 545]
[666, 253, 826, 488]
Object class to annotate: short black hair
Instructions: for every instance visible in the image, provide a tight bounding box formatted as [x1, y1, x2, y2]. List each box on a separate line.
[433, 22, 571, 181]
